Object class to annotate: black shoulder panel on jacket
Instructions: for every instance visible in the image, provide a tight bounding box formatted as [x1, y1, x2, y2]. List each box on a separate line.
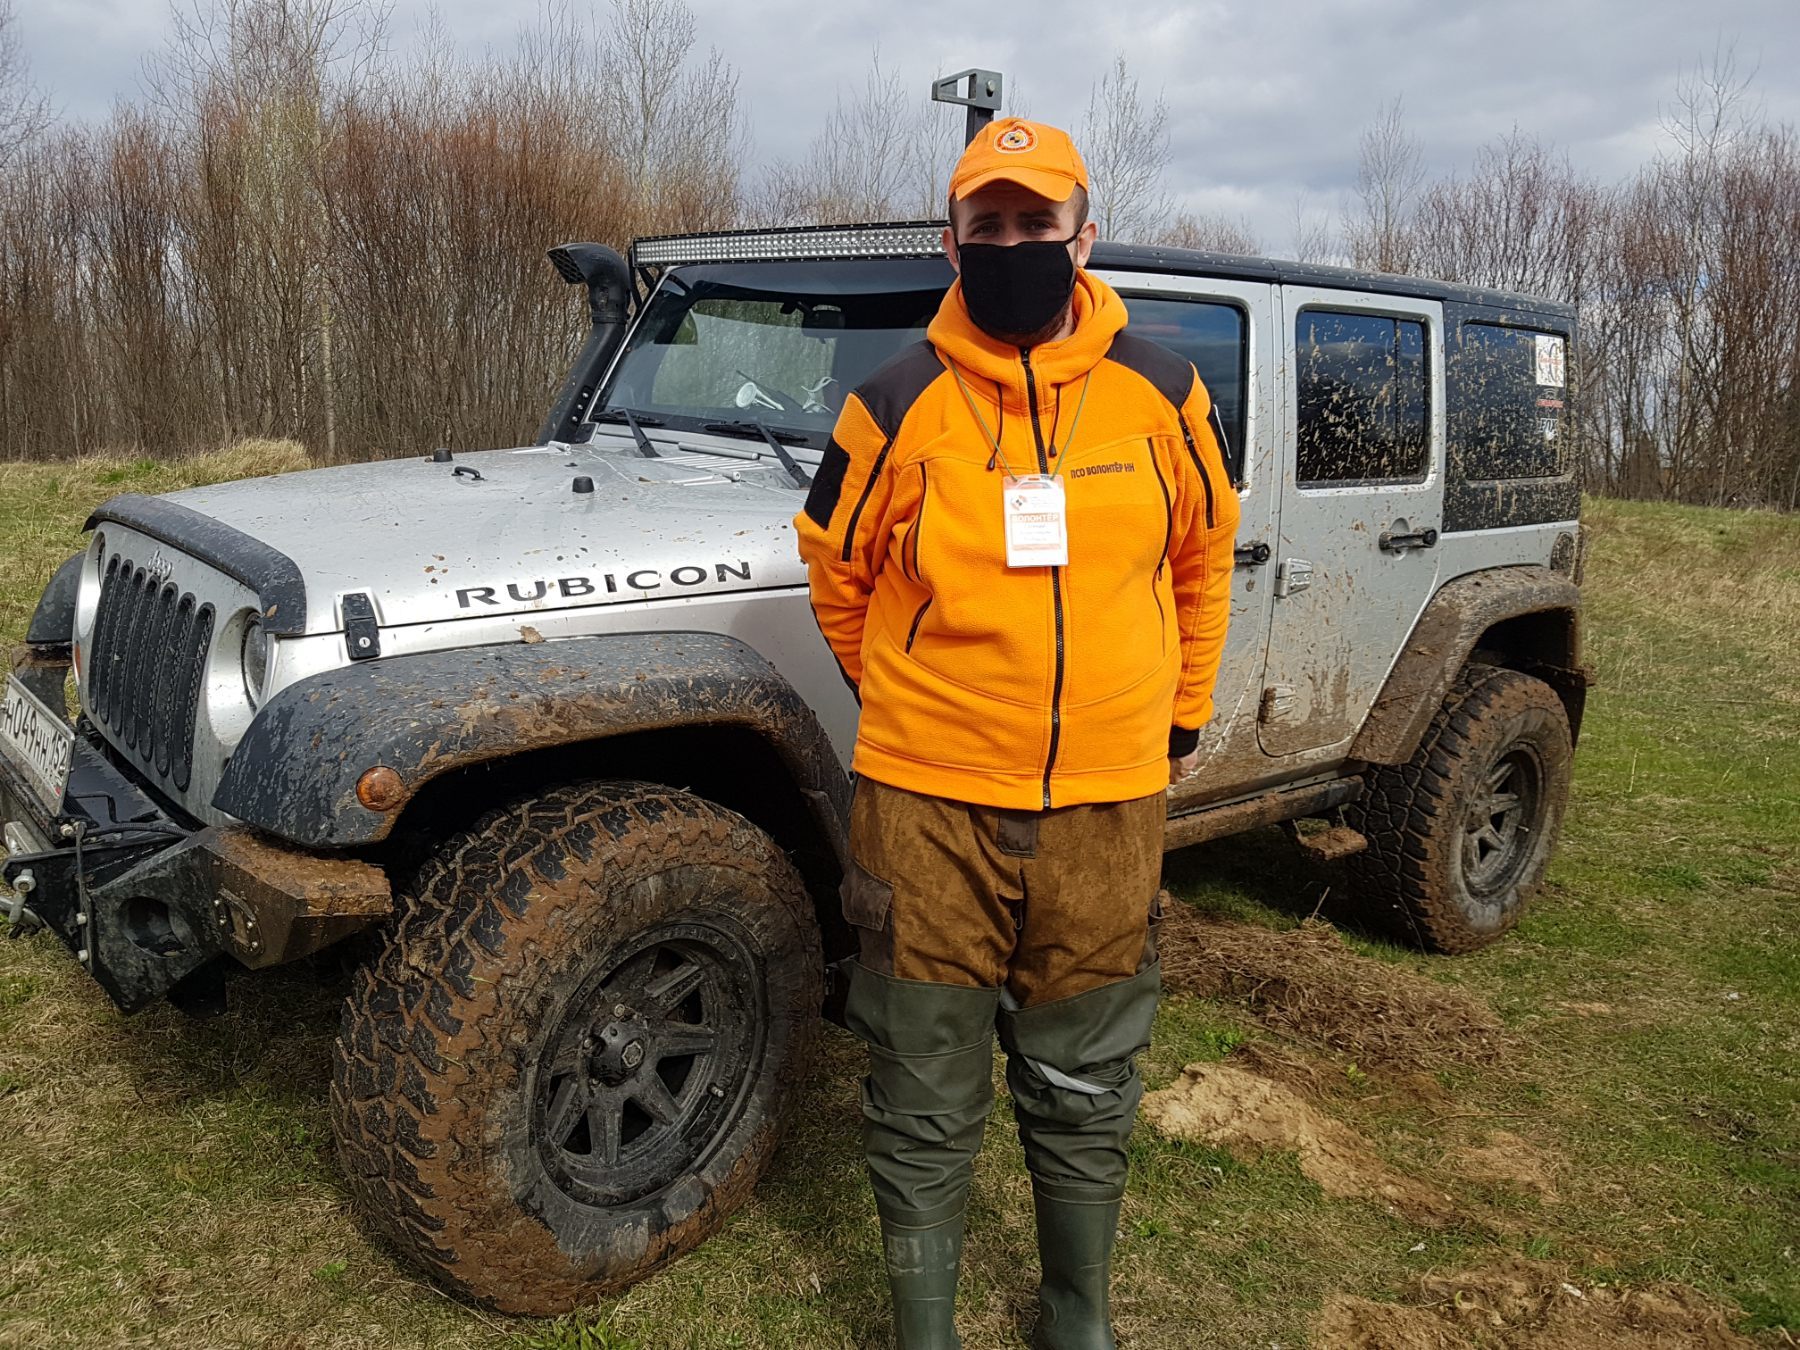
[853, 340, 946, 440]
[1103, 332, 1195, 411]
[802, 438, 852, 528]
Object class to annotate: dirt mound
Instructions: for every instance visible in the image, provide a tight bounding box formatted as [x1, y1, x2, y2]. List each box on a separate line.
[1316, 1296, 1476, 1348]
[1157, 901, 1511, 1073]
[1450, 1131, 1559, 1203]
[1312, 1258, 1760, 1349]
[1141, 1061, 1458, 1226]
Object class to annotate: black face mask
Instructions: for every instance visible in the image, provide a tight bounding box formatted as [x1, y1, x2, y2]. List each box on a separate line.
[956, 234, 1079, 342]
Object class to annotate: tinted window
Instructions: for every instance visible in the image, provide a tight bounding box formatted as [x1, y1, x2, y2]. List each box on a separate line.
[1449, 323, 1569, 480]
[1121, 296, 1248, 484]
[1295, 310, 1429, 485]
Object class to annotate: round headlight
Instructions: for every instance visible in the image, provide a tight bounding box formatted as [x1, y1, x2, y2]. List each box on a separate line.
[241, 614, 269, 707]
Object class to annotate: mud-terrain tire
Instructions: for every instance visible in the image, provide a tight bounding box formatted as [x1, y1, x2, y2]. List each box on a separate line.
[330, 780, 822, 1314]
[1346, 665, 1572, 954]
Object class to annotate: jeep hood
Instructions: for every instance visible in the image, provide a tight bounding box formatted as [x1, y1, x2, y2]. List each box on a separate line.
[143, 433, 812, 636]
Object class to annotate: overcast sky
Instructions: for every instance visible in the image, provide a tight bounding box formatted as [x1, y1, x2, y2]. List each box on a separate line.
[16, 0, 1800, 250]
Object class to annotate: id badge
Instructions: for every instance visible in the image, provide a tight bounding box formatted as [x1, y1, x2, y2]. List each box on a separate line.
[1003, 474, 1068, 568]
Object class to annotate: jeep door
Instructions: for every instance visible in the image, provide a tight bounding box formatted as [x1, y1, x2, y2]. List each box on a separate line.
[1258, 288, 1447, 759]
[1100, 273, 1276, 801]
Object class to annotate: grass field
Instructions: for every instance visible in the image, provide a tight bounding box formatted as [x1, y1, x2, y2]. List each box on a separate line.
[1, 450, 1795, 1348]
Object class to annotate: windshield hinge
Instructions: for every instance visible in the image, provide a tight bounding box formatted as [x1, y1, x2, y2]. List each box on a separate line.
[341, 592, 381, 661]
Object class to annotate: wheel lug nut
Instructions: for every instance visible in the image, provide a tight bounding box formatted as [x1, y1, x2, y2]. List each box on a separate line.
[613, 1004, 629, 1018]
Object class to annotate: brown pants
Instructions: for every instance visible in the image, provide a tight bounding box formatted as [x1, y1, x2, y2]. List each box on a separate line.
[840, 777, 1166, 1008]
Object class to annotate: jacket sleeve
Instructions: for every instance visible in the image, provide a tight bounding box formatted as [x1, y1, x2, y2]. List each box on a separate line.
[1166, 369, 1241, 748]
[792, 393, 895, 688]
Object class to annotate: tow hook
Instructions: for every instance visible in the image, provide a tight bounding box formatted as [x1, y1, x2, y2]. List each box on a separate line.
[3, 868, 43, 937]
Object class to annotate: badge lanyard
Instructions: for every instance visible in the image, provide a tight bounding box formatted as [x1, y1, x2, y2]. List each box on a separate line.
[948, 360, 1092, 568]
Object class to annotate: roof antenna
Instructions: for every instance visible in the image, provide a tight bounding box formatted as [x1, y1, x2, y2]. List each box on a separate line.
[932, 69, 1004, 145]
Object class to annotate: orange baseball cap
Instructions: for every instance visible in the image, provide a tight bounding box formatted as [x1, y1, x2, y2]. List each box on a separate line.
[948, 117, 1090, 205]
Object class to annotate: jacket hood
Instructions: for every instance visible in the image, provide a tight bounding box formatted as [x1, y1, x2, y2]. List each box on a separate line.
[926, 269, 1130, 413]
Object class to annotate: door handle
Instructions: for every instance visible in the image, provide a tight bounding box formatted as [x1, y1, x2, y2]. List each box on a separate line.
[1234, 541, 1272, 567]
[1378, 527, 1439, 553]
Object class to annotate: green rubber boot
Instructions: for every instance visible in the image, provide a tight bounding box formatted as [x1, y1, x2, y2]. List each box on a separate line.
[845, 962, 1001, 1349]
[882, 1212, 968, 1348]
[997, 962, 1162, 1350]
[1029, 1194, 1122, 1350]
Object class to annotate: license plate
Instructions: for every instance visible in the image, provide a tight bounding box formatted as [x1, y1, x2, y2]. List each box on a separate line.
[0, 673, 73, 817]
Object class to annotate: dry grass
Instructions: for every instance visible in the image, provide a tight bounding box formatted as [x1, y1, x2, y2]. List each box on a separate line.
[1158, 906, 1512, 1074]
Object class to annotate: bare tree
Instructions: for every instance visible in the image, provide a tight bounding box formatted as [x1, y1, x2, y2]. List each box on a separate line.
[1080, 54, 1172, 243]
[758, 51, 960, 225]
[1156, 210, 1259, 255]
[1288, 192, 1337, 263]
[1345, 95, 1423, 273]
[0, 0, 52, 169]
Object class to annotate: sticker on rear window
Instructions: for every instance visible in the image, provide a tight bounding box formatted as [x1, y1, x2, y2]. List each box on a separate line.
[1534, 334, 1566, 388]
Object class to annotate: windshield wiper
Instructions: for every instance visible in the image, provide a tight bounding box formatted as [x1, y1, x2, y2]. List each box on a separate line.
[701, 419, 805, 444]
[701, 421, 811, 488]
[591, 407, 662, 458]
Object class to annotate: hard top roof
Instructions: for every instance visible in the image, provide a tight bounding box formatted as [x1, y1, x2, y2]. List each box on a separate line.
[630, 220, 1576, 321]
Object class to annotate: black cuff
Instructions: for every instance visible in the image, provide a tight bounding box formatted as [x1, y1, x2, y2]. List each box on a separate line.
[1168, 725, 1200, 758]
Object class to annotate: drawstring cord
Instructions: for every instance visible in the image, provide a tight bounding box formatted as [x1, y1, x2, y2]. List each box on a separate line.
[947, 358, 1093, 478]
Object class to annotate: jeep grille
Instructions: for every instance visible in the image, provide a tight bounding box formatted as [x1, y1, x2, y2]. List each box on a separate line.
[87, 553, 214, 791]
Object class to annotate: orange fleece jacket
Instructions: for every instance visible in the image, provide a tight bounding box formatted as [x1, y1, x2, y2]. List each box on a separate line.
[794, 270, 1240, 809]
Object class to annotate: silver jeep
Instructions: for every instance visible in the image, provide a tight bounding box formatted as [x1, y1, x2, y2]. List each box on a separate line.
[1, 215, 1587, 1311]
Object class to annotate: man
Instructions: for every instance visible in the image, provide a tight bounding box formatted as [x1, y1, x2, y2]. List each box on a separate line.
[794, 117, 1239, 1349]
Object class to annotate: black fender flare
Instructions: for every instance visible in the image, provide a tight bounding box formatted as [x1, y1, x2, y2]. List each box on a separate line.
[25, 552, 83, 645]
[213, 632, 852, 850]
[1350, 565, 1588, 766]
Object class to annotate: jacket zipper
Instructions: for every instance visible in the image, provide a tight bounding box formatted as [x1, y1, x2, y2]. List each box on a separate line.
[905, 598, 932, 652]
[1022, 347, 1065, 809]
[905, 461, 930, 650]
[1150, 438, 1172, 632]
[907, 462, 928, 580]
[840, 437, 895, 562]
[1177, 413, 1216, 529]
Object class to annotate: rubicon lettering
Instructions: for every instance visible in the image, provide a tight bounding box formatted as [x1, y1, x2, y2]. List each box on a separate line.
[456, 560, 753, 609]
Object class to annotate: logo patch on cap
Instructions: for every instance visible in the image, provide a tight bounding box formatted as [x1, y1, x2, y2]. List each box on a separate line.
[995, 125, 1037, 154]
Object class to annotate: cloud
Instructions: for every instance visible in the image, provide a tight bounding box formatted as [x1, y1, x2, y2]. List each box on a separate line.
[14, 0, 1800, 252]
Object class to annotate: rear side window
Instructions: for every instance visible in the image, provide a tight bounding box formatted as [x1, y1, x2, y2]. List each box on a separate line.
[1121, 296, 1248, 484]
[1295, 310, 1429, 486]
[1450, 323, 1569, 480]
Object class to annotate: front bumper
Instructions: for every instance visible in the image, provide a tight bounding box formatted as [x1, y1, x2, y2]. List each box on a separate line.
[2, 712, 391, 1014]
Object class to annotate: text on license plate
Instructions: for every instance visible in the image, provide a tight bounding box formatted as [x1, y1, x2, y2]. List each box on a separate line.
[0, 674, 73, 817]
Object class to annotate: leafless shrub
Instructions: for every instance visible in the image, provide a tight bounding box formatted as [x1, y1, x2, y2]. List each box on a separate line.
[757, 52, 957, 225]
[1344, 96, 1422, 274]
[0, 0, 51, 169]
[0, 0, 745, 463]
[1081, 54, 1172, 244]
[1156, 211, 1260, 256]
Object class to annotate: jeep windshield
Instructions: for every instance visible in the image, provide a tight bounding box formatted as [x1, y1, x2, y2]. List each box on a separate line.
[591, 258, 954, 449]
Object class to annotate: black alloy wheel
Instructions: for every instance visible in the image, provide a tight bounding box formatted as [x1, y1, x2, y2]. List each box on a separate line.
[535, 923, 764, 1207]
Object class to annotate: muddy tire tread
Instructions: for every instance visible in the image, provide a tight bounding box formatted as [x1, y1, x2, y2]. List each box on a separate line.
[329, 780, 819, 1314]
[1348, 664, 1571, 955]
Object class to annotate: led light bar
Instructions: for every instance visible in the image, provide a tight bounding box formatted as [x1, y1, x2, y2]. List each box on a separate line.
[632, 221, 949, 267]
